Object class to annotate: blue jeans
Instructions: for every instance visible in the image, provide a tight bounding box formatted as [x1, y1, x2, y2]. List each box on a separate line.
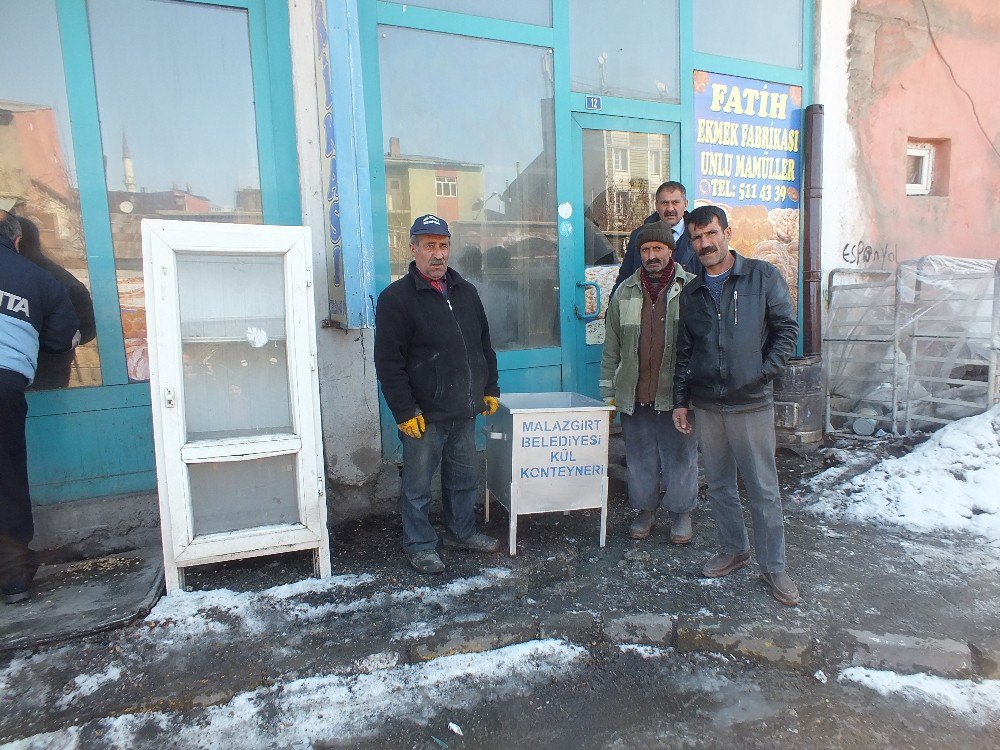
[400, 417, 479, 554]
[694, 406, 787, 573]
[620, 404, 698, 513]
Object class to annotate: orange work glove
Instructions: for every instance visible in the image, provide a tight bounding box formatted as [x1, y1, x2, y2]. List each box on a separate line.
[397, 414, 426, 439]
[481, 396, 499, 416]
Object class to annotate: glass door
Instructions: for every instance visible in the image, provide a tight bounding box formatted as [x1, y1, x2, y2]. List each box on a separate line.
[570, 113, 680, 397]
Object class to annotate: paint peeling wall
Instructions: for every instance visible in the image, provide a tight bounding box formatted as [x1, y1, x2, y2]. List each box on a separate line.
[818, 0, 1000, 278]
[288, 0, 385, 520]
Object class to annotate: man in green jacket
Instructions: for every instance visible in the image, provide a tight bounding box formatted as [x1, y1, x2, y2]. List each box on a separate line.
[600, 222, 698, 543]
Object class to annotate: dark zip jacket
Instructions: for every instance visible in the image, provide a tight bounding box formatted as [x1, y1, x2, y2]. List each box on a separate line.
[612, 211, 703, 297]
[375, 262, 499, 424]
[673, 251, 797, 412]
[0, 235, 80, 387]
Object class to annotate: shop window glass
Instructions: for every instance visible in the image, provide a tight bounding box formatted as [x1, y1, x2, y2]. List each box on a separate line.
[383, 0, 551, 27]
[378, 27, 559, 351]
[0, 0, 102, 389]
[693, 0, 803, 69]
[581, 129, 670, 266]
[570, 0, 680, 102]
[88, 0, 262, 383]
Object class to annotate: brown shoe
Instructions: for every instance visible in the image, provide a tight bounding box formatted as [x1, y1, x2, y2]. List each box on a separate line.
[701, 549, 751, 578]
[628, 509, 656, 540]
[670, 512, 693, 544]
[761, 570, 801, 607]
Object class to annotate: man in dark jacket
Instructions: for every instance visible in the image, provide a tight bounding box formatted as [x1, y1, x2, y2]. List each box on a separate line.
[374, 214, 501, 574]
[0, 200, 80, 603]
[612, 181, 702, 297]
[671, 205, 800, 606]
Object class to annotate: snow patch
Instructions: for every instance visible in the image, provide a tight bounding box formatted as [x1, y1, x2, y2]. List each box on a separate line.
[805, 407, 1000, 543]
[57, 664, 123, 710]
[839, 667, 1000, 723]
[1, 640, 585, 750]
[617, 644, 672, 659]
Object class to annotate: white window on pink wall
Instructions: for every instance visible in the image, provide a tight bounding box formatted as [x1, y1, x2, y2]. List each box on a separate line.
[435, 175, 457, 197]
[906, 143, 934, 196]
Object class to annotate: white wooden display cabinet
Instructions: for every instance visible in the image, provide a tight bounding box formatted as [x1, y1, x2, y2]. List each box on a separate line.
[142, 220, 330, 593]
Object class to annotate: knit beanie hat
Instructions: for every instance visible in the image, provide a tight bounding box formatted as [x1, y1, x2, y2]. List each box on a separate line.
[634, 220, 675, 250]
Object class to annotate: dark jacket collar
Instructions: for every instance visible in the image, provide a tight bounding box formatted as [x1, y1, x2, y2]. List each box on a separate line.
[688, 250, 742, 292]
[407, 260, 465, 292]
[0, 234, 18, 255]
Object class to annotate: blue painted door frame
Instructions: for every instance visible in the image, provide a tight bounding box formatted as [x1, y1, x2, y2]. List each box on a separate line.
[569, 113, 681, 399]
[347, 0, 814, 460]
[26, 0, 300, 504]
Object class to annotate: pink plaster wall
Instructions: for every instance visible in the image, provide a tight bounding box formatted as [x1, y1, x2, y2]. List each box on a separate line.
[848, 0, 1000, 262]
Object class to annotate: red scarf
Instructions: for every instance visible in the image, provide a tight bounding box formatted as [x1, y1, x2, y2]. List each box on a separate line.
[640, 258, 676, 301]
[417, 268, 447, 295]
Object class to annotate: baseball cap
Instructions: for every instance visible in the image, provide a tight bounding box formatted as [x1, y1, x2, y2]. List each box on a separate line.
[0, 197, 17, 213]
[409, 214, 450, 237]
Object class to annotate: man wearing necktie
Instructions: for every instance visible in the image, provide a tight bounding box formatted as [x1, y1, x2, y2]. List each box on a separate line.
[612, 181, 702, 298]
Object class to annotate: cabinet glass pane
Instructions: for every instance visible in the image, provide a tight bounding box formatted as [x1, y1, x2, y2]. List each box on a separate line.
[693, 0, 803, 69]
[378, 27, 559, 351]
[570, 0, 680, 102]
[382, 0, 551, 26]
[1, 0, 101, 389]
[87, 0, 263, 383]
[177, 254, 292, 441]
[189, 455, 299, 536]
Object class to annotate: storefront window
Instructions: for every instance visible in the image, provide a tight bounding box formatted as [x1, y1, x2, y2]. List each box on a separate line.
[693, 0, 803, 69]
[1, 0, 102, 389]
[570, 0, 680, 102]
[382, 0, 551, 27]
[378, 27, 559, 351]
[581, 129, 670, 265]
[87, 0, 263, 382]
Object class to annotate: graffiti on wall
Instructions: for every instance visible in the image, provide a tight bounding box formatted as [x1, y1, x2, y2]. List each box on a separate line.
[842, 240, 897, 268]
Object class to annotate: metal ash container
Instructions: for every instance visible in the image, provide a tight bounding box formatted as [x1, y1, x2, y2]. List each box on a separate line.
[485, 392, 614, 555]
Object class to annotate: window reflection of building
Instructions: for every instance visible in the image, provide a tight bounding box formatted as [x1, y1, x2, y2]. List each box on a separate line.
[0, 100, 101, 388]
[377, 27, 559, 351]
[581, 129, 670, 264]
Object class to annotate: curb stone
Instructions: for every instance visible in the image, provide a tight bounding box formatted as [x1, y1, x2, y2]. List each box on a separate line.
[601, 613, 675, 645]
[539, 611, 599, 641]
[845, 629, 973, 677]
[409, 617, 538, 662]
[970, 639, 1000, 679]
[675, 614, 814, 670]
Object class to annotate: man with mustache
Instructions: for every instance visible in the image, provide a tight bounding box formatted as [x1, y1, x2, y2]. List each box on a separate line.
[375, 214, 501, 574]
[612, 181, 702, 297]
[672, 205, 800, 606]
[600, 222, 699, 543]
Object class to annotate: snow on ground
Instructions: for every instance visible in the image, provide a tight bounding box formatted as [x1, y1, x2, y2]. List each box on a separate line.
[839, 668, 1000, 724]
[617, 644, 672, 659]
[56, 664, 123, 710]
[143, 569, 510, 639]
[143, 572, 374, 637]
[804, 406, 1000, 542]
[1, 639, 585, 750]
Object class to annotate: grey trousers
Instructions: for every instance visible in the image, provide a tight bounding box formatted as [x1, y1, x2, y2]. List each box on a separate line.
[694, 406, 787, 573]
[620, 404, 698, 514]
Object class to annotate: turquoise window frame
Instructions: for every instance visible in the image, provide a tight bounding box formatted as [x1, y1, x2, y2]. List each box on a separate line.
[25, 0, 301, 503]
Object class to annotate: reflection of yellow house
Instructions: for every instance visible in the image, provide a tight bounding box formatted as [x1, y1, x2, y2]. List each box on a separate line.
[384, 136, 483, 274]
